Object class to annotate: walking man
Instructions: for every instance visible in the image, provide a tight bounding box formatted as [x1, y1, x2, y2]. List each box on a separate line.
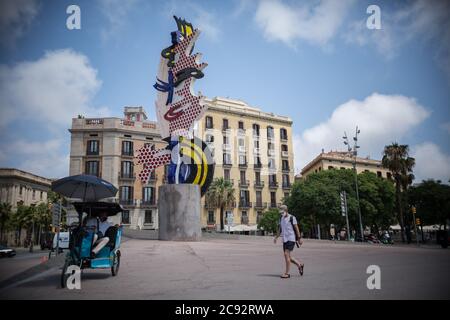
[274, 205, 304, 278]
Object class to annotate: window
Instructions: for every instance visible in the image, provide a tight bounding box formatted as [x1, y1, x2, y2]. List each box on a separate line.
[223, 135, 229, 145]
[240, 170, 246, 183]
[269, 174, 277, 185]
[241, 211, 248, 224]
[238, 138, 245, 147]
[223, 118, 229, 130]
[239, 155, 247, 166]
[377, 171, 382, 178]
[328, 166, 334, 170]
[268, 158, 276, 170]
[254, 140, 260, 148]
[257, 211, 263, 224]
[254, 156, 262, 167]
[207, 211, 215, 224]
[240, 190, 249, 203]
[144, 210, 153, 224]
[224, 169, 230, 181]
[341, 167, 345, 170]
[122, 141, 133, 156]
[255, 171, 261, 184]
[270, 192, 276, 206]
[282, 174, 290, 186]
[122, 210, 130, 224]
[142, 187, 155, 204]
[319, 167, 322, 171]
[281, 144, 288, 152]
[40, 191, 43, 200]
[252, 123, 260, 137]
[19, 186, 23, 196]
[121, 161, 134, 178]
[32, 190, 36, 200]
[86, 161, 99, 176]
[267, 126, 274, 139]
[280, 128, 288, 140]
[205, 116, 213, 129]
[282, 160, 289, 171]
[238, 121, 244, 130]
[87, 140, 99, 155]
[223, 153, 232, 165]
[268, 142, 274, 151]
[120, 186, 133, 202]
[256, 191, 262, 205]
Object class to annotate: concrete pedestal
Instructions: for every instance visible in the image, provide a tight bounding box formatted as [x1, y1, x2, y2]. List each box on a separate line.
[158, 184, 202, 241]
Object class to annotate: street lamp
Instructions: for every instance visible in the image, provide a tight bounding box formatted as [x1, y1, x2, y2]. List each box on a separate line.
[343, 126, 364, 241]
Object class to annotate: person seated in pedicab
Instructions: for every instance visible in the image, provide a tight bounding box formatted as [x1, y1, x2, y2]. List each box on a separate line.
[85, 211, 113, 258]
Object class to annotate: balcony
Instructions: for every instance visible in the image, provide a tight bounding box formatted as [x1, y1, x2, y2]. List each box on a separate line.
[226, 201, 236, 209]
[238, 162, 248, 168]
[252, 131, 260, 139]
[282, 166, 290, 173]
[222, 126, 231, 134]
[281, 151, 289, 158]
[121, 151, 134, 157]
[204, 202, 216, 209]
[223, 161, 232, 167]
[254, 202, 267, 209]
[141, 200, 157, 208]
[254, 180, 264, 188]
[119, 199, 135, 207]
[239, 180, 250, 188]
[85, 118, 104, 125]
[269, 181, 279, 189]
[238, 146, 246, 153]
[86, 150, 99, 156]
[146, 173, 157, 183]
[120, 120, 135, 127]
[224, 179, 234, 185]
[254, 163, 262, 169]
[238, 201, 252, 209]
[269, 202, 281, 209]
[267, 135, 275, 142]
[282, 182, 292, 189]
[253, 147, 261, 155]
[280, 136, 288, 142]
[268, 149, 276, 156]
[222, 144, 231, 151]
[238, 128, 246, 136]
[118, 172, 135, 181]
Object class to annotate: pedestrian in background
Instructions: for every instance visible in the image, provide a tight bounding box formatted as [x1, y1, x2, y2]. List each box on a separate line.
[274, 205, 304, 278]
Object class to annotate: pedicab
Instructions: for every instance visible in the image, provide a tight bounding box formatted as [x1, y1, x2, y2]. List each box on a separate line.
[61, 201, 123, 288]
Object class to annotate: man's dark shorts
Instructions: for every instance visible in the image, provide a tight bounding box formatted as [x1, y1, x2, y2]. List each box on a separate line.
[283, 241, 295, 251]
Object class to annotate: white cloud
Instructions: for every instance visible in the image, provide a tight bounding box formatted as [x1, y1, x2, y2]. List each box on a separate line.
[440, 122, 450, 134]
[411, 142, 450, 183]
[0, 0, 40, 48]
[254, 0, 355, 47]
[3, 139, 69, 179]
[294, 93, 430, 173]
[97, 0, 142, 42]
[344, 0, 450, 78]
[0, 49, 108, 129]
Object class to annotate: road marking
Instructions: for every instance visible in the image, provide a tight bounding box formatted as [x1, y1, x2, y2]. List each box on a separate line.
[0, 267, 59, 291]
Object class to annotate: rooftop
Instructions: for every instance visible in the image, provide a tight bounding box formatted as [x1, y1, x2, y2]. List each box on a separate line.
[0, 168, 53, 186]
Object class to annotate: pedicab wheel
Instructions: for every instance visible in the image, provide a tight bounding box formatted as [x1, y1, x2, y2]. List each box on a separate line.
[111, 250, 120, 276]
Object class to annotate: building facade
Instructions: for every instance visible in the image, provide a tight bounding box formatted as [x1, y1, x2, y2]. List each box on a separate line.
[69, 107, 165, 229]
[195, 97, 294, 230]
[300, 151, 391, 179]
[69, 99, 294, 231]
[0, 168, 52, 209]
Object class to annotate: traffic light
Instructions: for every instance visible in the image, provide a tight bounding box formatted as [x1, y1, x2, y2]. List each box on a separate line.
[411, 206, 416, 214]
[415, 218, 421, 226]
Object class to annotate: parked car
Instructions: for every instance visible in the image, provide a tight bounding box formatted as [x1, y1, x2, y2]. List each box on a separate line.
[0, 245, 16, 258]
[52, 232, 70, 251]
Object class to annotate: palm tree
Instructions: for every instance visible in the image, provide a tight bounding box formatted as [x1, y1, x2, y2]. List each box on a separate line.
[0, 202, 12, 244]
[205, 178, 235, 231]
[382, 143, 415, 243]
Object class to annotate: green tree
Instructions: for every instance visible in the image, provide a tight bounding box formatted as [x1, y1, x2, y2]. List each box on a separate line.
[408, 180, 450, 229]
[257, 208, 280, 234]
[382, 143, 415, 242]
[205, 178, 235, 231]
[0, 202, 13, 244]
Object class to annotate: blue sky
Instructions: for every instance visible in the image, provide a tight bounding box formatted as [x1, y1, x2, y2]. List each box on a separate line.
[0, 0, 449, 182]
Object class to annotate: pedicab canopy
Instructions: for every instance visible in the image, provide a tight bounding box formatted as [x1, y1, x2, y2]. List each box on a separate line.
[73, 202, 123, 217]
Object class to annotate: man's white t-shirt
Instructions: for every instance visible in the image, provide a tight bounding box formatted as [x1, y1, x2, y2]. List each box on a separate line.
[280, 213, 298, 243]
[86, 218, 112, 235]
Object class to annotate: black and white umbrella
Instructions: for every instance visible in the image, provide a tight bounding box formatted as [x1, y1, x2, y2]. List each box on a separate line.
[51, 174, 118, 201]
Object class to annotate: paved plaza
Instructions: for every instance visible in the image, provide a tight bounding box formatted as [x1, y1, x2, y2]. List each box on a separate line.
[0, 236, 449, 300]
